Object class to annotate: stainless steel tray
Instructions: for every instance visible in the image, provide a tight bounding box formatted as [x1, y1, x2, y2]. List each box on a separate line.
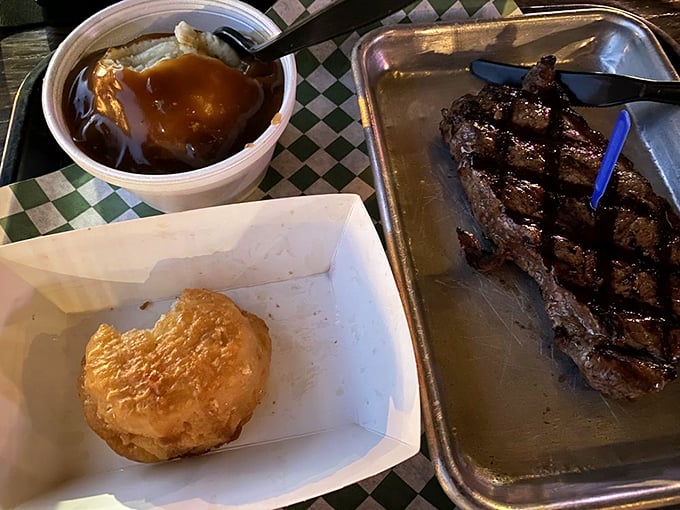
[351, 6, 680, 510]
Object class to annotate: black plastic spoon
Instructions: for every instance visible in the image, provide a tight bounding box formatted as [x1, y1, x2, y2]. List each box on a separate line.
[215, 0, 415, 64]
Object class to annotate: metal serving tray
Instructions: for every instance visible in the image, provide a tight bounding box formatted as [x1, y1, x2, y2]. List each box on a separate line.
[352, 6, 680, 510]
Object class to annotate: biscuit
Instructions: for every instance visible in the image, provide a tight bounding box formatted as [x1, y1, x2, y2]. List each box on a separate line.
[79, 288, 271, 462]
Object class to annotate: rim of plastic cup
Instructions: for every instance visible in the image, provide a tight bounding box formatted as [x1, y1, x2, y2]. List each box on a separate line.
[42, 0, 296, 192]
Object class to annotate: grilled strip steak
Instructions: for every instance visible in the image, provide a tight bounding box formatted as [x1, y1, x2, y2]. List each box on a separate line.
[440, 55, 680, 400]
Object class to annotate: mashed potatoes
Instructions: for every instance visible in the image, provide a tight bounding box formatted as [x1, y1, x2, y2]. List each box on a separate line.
[79, 289, 272, 463]
[103, 21, 242, 72]
[64, 22, 284, 174]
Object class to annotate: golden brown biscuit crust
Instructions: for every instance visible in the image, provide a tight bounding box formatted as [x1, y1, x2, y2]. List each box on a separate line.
[79, 289, 271, 462]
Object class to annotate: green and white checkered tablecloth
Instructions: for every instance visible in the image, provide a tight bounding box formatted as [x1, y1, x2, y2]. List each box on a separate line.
[0, 1, 519, 508]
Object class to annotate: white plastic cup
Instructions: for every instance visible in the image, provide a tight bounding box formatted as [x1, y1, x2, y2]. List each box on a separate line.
[42, 0, 296, 212]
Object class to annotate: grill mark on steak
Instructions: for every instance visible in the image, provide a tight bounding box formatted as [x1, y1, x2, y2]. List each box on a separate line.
[440, 55, 680, 399]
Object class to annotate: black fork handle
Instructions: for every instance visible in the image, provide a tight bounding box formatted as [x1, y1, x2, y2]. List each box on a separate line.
[252, 0, 415, 61]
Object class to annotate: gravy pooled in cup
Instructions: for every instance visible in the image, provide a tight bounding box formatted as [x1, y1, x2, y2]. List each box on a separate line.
[63, 22, 284, 174]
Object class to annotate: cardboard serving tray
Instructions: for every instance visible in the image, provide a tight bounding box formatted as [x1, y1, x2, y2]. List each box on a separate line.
[0, 193, 420, 509]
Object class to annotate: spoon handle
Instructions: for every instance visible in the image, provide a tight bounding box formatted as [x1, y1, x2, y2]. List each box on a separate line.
[252, 0, 416, 60]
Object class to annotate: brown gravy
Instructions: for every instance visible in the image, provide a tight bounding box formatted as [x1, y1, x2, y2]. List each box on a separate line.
[63, 38, 284, 174]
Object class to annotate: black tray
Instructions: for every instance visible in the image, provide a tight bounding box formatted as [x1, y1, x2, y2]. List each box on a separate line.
[0, 53, 72, 186]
